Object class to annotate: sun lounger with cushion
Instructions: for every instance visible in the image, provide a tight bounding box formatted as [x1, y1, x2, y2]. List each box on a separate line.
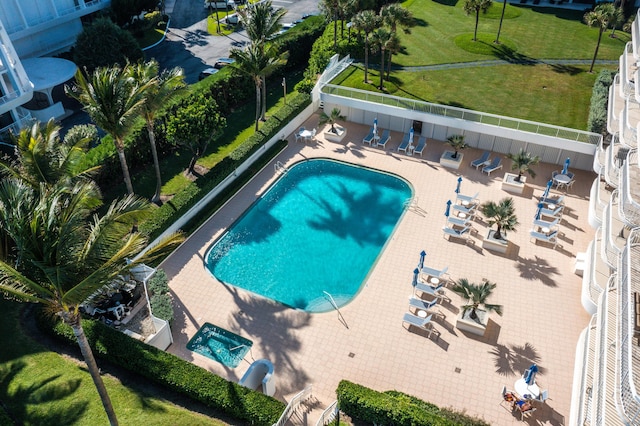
[529, 229, 559, 248]
[362, 127, 375, 145]
[376, 129, 390, 149]
[482, 157, 503, 176]
[413, 137, 427, 157]
[402, 312, 436, 337]
[397, 133, 411, 153]
[443, 225, 471, 240]
[470, 151, 491, 169]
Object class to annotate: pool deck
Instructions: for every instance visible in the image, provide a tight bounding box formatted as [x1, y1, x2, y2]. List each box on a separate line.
[160, 117, 594, 425]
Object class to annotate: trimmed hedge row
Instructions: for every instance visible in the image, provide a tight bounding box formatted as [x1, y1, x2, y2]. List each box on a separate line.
[337, 381, 490, 426]
[274, 15, 327, 71]
[140, 92, 311, 240]
[42, 315, 285, 425]
[587, 69, 615, 136]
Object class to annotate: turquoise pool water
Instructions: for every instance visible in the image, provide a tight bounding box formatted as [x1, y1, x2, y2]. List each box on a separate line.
[205, 159, 412, 312]
[186, 323, 252, 368]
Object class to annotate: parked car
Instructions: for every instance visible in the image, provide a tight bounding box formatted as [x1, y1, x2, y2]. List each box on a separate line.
[198, 67, 219, 81]
[213, 58, 235, 69]
[204, 0, 236, 9]
[226, 14, 240, 25]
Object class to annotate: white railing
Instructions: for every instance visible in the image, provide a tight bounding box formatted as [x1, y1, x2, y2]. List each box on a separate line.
[272, 385, 313, 426]
[619, 150, 640, 227]
[320, 84, 602, 145]
[587, 239, 605, 303]
[0, 109, 33, 139]
[608, 77, 621, 136]
[576, 315, 598, 426]
[616, 232, 640, 424]
[318, 55, 353, 87]
[592, 275, 616, 426]
[604, 135, 620, 189]
[601, 199, 623, 269]
[619, 100, 638, 148]
[621, 45, 635, 99]
[315, 400, 338, 426]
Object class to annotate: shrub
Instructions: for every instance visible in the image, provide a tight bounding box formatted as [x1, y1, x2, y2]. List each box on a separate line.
[337, 380, 490, 426]
[150, 293, 173, 324]
[73, 18, 144, 72]
[147, 269, 169, 295]
[587, 69, 615, 136]
[274, 16, 327, 71]
[40, 314, 285, 425]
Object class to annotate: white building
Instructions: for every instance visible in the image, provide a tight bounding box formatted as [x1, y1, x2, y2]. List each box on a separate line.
[0, 0, 111, 139]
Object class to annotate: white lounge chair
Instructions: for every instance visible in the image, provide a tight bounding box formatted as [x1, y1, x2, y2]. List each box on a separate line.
[470, 151, 491, 170]
[453, 203, 477, 216]
[362, 127, 375, 145]
[409, 297, 444, 319]
[402, 312, 436, 337]
[540, 204, 563, 218]
[482, 157, 503, 176]
[413, 137, 427, 157]
[376, 129, 390, 149]
[443, 225, 471, 240]
[447, 215, 473, 227]
[456, 191, 479, 206]
[420, 265, 449, 280]
[397, 133, 411, 153]
[539, 194, 565, 205]
[415, 282, 448, 302]
[530, 229, 559, 248]
[533, 216, 560, 230]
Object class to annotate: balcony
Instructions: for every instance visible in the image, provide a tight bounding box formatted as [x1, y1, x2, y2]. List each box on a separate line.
[609, 75, 623, 135]
[618, 150, 640, 227]
[604, 134, 623, 188]
[601, 197, 625, 269]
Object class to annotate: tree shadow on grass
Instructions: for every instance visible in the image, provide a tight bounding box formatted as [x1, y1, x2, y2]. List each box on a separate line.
[432, 0, 459, 6]
[0, 361, 87, 425]
[491, 43, 537, 65]
[547, 63, 583, 76]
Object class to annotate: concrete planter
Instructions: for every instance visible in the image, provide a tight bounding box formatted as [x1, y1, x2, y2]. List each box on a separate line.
[482, 229, 509, 254]
[440, 151, 464, 170]
[455, 309, 488, 336]
[324, 125, 347, 143]
[502, 173, 526, 194]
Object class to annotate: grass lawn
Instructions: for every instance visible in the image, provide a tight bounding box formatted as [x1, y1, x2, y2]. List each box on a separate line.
[0, 299, 227, 425]
[333, 62, 616, 129]
[393, 0, 629, 66]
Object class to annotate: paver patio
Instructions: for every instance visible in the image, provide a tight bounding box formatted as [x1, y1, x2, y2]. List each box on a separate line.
[160, 116, 594, 425]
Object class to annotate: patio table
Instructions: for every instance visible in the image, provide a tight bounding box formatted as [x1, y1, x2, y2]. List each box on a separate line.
[514, 378, 540, 400]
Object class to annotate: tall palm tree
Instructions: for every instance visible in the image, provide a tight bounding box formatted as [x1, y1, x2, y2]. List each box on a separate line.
[495, 0, 508, 44]
[230, 44, 287, 131]
[450, 278, 503, 321]
[353, 10, 381, 84]
[385, 34, 402, 80]
[238, 0, 286, 121]
[507, 149, 540, 182]
[380, 3, 414, 35]
[319, 0, 341, 48]
[463, 0, 492, 42]
[608, 5, 624, 38]
[66, 66, 151, 195]
[338, 0, 358, 39]
[126, 60, 186, 205]
[0, 180, 183, 426]
[370, 28, 392, 90]
[480, 197, 519, 241]
[584, 4, 620, 73]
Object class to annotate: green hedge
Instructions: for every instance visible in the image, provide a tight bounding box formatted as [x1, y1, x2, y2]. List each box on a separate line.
[149, 293, 173, 324]
[0, 407, 13, 426]
[140, 92, 311, 240]
[148, 269, 169, 295]
[336, 381, 490, 426]
[274, 15, 327, 71]
[42, 315, 285, 425]
[587, 69, 615, 136]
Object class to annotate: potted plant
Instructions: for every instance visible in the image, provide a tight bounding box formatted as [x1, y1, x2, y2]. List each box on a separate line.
[502, 149, 540, 194]
[440, 134, 468, 169]
[319, 108, 347, 142]
[480, 197, 519, 253]
[451, 278, 503, 336]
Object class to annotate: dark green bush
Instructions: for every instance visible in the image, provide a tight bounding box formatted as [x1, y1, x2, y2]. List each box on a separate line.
[274, 16, 327, 71]
[587, 69, 615, 135]
[150, 293, 173, 324]
[41, 315, 285, 425]
[337, 381, 489, 426]
[148, 269, 169, 295]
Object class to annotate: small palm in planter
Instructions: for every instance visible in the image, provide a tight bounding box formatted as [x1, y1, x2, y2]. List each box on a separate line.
[507, 149, 540, 183]
[319, 108, 346, 134]
[446, 134, 468, 159]
[451, 278, 503, 325]
[480, 197, 519, 241]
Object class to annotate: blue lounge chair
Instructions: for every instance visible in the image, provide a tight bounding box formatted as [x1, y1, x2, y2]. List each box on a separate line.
[415, 282, 448, 302]
[443, 225, 471, 240]
[539, 194, 565, 205]
[409, 297, 445, 319]
[453, 203, 477, 216]
[540, 204, 564, 218]
[482, 157, 503, 176]
[376, 129, 391, 149]
[362, 127, 375, 145]
[470, 151, 491, 170]
[402, 312, 436, 337]
[413, 137, 427, 157]
[529, 229, 559, 248]
[420, 265, 449, 280]
[397, 133, 411, 153]
[532, 216, 560, 230]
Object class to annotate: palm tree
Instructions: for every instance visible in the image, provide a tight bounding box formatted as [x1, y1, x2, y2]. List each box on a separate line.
[353, 10, 381, 84]
[451, 278, 503, 321]
[318, 108, 346, 133]
[370, 27, 392, 90]
[494, 0, 508, 44]
[463, 0, 492, 42]
[385, 34, 402, 80]
[127, 60, 186, 205]
[380, 3, 414, 35]
[338, 0, 358, 39]
[205, 0, 221, 33]
[608, 6, 624, 38]
[0, 180, 183, 426]
[319, 0, 341, 48]
[66, 66, 150, 195]
[480, 197, 519, 241]
[507, 149, 540, 182]
[238, 0, 286, 121]
[584, 4, 620, 73]
[230, 44, 287, 131]
[446, 134, 468, 159]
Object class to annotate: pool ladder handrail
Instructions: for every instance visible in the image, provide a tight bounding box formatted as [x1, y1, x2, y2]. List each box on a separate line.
[274, 161, 288, 174]
[323, 291, 349, 329]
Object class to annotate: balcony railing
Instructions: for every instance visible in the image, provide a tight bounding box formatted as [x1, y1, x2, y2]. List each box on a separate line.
[608, 79, 622, 138]
[620, 44, 634, 99]
[601, 197, 623, 269]
[619, 99, 638, 148]
[619, 150, 640, 226]
[321, 84, 602, 145]
[592, 275, 615, 426]
[576, 314, 598, 426]
[604, 134, 621, 188]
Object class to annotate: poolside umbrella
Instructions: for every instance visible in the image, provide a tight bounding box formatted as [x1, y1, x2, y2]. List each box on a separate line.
[409, 127, 414, 143]
[418, 250, 426, 270]
[562, 157, 570, 175]
[445, 200, 452, 217]
[373, 118, 378, 135]
[524, 363, 539, 385]
[455, 176, 463, 194]
[542, 179, 553, 199]
[535, 202, 544, 220]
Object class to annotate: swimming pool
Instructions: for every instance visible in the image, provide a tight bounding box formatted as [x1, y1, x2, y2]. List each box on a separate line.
[205, 159, 412, 312]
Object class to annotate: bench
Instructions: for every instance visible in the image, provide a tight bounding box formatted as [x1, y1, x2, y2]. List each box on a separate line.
[634, 292, 640, 344]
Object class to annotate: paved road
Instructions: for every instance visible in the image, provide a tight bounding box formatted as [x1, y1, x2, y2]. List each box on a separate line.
[147, 0, 320, 83]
